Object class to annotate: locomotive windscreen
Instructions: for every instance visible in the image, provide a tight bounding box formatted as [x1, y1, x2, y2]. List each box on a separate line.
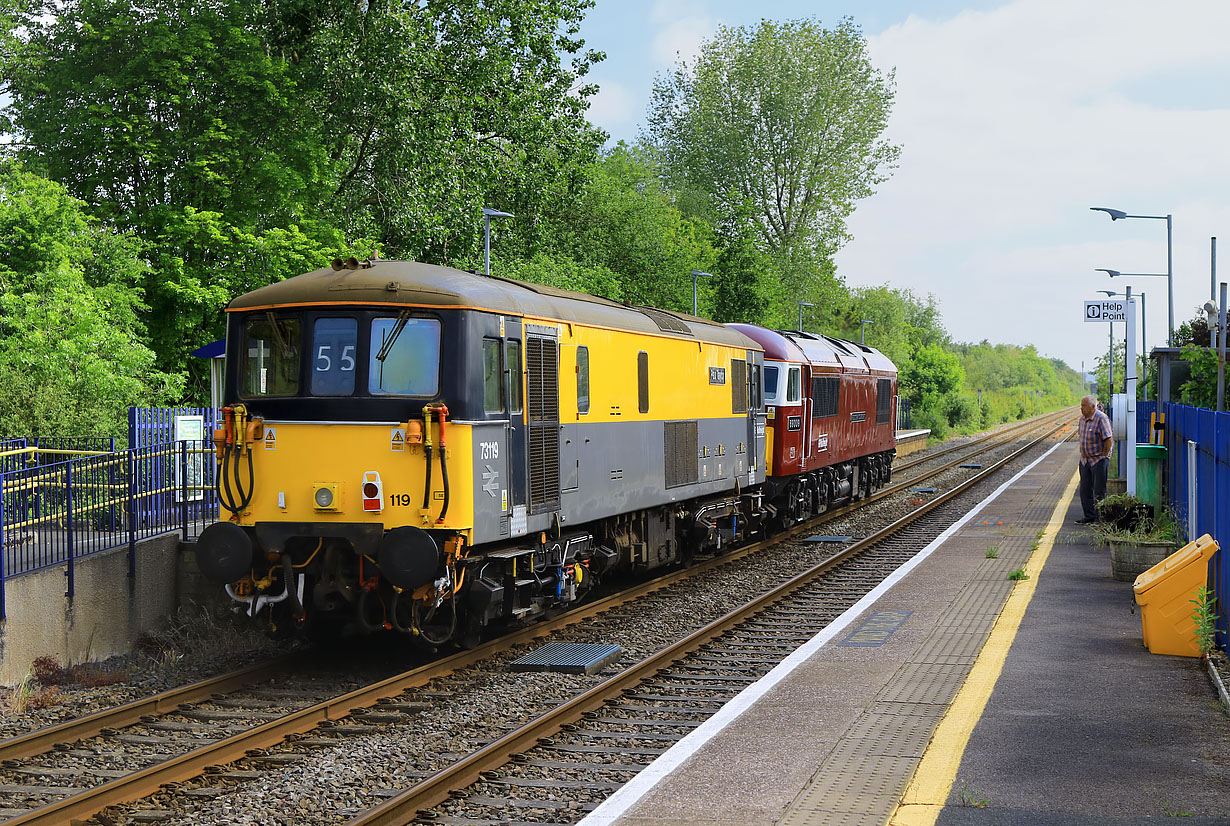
[237, 311, 441, 399]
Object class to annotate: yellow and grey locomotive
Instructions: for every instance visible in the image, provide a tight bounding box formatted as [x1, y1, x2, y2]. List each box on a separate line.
[195, 259, 770, 644]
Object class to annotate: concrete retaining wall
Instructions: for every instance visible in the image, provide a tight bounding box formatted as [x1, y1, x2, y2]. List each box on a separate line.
[0, 533, 221, 685]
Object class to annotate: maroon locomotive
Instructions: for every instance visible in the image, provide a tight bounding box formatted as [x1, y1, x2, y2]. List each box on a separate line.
[730, 325, 898, 528]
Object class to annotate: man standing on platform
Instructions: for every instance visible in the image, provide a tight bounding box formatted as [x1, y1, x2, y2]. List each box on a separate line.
[1077, 395, 1113, 523]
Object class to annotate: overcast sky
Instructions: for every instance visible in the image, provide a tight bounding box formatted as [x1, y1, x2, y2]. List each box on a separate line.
[579, 0, 1230, 373]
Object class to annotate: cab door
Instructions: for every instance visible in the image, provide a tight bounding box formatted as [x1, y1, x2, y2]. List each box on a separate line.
[503, 318, 529, 537]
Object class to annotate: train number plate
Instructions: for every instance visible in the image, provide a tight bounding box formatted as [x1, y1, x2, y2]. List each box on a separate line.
[787, 416, 802, 432]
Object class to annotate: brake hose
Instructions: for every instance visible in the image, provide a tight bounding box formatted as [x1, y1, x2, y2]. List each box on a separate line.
[435, 404, 450, 523]
[422, 407, 433, 510]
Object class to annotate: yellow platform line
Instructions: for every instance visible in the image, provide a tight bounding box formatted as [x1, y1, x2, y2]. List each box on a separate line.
[889, 466, 1081, 826]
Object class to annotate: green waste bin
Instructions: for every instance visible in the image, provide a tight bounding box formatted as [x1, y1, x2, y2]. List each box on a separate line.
[1135, 443, 1166, 514]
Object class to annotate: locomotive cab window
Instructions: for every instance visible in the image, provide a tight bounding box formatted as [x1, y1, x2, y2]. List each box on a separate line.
[241, 314, 301, 397]
[763, 364, 780, 403]
[369, 316, 440, 396]
[483, 338, 504, 413]
[785, 365, 802, 405]
[310, 317, 357, 396]
[506, 339, 523, 414]
[577, 346, 590, 414]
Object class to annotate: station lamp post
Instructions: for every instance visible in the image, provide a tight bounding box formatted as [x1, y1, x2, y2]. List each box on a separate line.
[860, 319, 873, 344]
[691, 270, 713, 317]
[1090, 207, 1173, 346]
[482, 207, 514, 276]
[798, 302, 815, 332]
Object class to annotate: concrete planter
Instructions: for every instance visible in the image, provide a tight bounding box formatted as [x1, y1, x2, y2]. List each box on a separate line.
[1108, 539, 1177, 583]
[1105, 478, 1127, 497]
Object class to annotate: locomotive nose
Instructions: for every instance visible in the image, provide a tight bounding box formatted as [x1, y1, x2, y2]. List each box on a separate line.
[195, 521, 255, 583]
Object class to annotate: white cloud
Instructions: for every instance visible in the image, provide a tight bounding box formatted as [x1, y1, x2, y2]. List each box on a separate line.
[649, 0, 713, 68]
[836, 0, 1230, 369]
[586, 80, 637, 137]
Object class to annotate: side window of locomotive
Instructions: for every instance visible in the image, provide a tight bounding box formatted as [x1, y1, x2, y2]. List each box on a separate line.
[576, 346, 590, 415]
[241, 315, 301, 397]
[750, 364, 762, 409]
[763, 365, 780, 404]
[369, 317, 441, 396]
[310, 317, 357, 396]
[785, 366, 801, 404]
[638, 351, 649, 413]
[506, 339, 523, 414]
[483, 338, 504, 413]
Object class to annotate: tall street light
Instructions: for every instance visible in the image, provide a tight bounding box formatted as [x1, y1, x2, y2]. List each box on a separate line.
[1090, 207, 1173, 346]
[798, 302, 815, 332]
[482, 207, 514, 276]
[691, 270, 713, 316]
[860, 319, 873, 344]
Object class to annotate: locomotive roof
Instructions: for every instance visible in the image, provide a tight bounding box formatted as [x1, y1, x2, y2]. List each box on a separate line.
[728, 324, 897, 376]
[227, 260, 760, 350]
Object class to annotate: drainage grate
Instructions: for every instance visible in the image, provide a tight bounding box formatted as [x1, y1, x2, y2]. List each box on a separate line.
[509, 642, 623, 674]
[803, 535, 853, 543]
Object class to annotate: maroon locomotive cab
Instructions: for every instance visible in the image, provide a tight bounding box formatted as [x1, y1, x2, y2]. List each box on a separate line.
[728, 324, 898, 529]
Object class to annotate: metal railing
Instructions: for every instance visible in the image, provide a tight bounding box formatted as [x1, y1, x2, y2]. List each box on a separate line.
[0, 439, 216, 619]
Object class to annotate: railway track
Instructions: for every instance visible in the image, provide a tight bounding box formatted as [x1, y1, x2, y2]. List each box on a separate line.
[343, 415, 1075, 826]
[0, 410, 1075, 826]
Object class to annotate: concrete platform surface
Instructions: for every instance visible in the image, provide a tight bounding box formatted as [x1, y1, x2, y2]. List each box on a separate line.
[582, 442, 1230, 826]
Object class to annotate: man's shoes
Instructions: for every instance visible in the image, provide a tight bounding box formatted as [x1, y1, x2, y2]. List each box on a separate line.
[1075, 517, 1099, 524]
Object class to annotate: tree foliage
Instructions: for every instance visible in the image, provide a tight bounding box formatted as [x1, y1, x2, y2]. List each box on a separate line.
[2, 0, 604, 388]
[645, 17, 899, 298]
[0, 162, 181, 437]
[0, 1, 1078, 441]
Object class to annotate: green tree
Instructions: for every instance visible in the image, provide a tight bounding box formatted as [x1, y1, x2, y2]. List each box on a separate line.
[513, 145, 717, 314]
[645, 17, 899, 308]
[0, 163, 181, 436]
[3, 0, 604, 394]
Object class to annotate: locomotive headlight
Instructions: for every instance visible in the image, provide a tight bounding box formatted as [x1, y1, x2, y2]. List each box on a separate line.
[312, 483, 340, 511]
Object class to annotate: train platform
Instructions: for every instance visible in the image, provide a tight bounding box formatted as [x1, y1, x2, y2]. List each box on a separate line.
[579, 440, 1230, 826]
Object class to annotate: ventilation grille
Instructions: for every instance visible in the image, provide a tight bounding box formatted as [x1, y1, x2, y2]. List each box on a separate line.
[877, 378, 892, 425]
[527, 335, 560, 514]
[731, 358, 748, 414]
[640, 307, 693, 335]
[665, 421, 699, 488]
[527, 336, 559, 422]
[812, 375, 839, 418]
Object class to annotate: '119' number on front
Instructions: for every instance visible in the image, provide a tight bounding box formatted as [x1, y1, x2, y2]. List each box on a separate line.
[388, 493, 413, 507]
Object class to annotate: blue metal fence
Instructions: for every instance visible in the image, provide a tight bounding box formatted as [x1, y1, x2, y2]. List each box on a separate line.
[0, 433, 217, 620]
[1154, 403, 1230, 645]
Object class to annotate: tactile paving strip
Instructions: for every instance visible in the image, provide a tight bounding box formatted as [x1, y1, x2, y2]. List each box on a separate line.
[776, 444, 1077, 826]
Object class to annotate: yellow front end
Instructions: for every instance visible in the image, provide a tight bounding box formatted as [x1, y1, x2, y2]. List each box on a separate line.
[226, 419, 474, 537]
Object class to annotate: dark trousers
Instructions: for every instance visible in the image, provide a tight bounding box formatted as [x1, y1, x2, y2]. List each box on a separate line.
[1078, 458, 1108, 520]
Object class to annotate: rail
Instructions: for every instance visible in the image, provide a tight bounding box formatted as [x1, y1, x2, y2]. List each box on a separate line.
[0, 439, 216, 619]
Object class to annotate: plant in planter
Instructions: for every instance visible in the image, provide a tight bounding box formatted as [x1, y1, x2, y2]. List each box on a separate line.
[1097, 493, 1155, 532]
[1095, 504, 1179, 583]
